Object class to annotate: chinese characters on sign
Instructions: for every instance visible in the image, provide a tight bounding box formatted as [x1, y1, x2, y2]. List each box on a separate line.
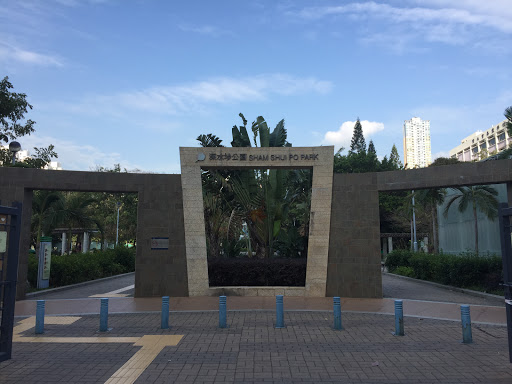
[42, 242, 52, 280]
[208, 153, 319, 162]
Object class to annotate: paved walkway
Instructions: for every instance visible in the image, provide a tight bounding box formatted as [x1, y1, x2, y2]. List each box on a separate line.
[382, 273, 504, 307]
[30, 272, 505, 307]
[3, 273, 510, 383]
[2, 311, 511, 383]
[27, 273, 135, 300]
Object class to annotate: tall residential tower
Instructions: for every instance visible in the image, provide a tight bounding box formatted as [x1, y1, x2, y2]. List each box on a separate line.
[403, 117, 431, 169]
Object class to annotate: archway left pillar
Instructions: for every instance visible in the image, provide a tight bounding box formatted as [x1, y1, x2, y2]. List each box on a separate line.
[0, 185, 32, 300]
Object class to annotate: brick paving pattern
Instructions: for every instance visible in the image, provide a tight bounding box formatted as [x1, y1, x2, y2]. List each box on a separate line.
[1, 311, 511, 383]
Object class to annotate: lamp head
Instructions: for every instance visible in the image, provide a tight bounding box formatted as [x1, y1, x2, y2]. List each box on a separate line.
[9, 141, 21, 153]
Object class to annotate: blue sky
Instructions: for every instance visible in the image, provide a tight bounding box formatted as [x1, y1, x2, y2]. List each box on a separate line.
[1, 0, 511, 172]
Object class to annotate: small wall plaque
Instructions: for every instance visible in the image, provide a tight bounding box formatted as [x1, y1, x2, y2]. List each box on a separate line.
[151, 237, 169, 250]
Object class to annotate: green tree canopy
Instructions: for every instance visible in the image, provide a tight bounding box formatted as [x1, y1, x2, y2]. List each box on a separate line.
[505, 105, 512, 137]
[0, 76, 58, 168]
[197, 114, 308, 261]
[430, 157, 460, 167]
[349, 118, 366, 155]
[0, 76, 35, 142]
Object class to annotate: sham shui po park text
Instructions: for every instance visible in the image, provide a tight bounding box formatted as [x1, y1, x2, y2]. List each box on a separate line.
[208, 153, 320, 162]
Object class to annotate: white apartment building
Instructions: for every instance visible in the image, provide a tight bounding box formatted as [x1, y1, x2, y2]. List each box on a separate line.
[403, 117, 432, 169]
[449, 120, 510, 162]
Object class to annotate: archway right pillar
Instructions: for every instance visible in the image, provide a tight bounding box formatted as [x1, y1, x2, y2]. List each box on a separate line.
[326, 173, 382, 298]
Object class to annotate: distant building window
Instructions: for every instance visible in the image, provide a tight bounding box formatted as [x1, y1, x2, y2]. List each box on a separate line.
[489, 138, 496, 146]
[498, 133, 506, 142]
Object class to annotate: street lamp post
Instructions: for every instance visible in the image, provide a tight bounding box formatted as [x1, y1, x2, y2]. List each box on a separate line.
[9, 141, 21, 165]
[116, 201, 121, 246]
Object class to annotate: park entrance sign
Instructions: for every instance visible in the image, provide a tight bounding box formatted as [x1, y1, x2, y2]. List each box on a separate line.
[179, 146, 334, 297]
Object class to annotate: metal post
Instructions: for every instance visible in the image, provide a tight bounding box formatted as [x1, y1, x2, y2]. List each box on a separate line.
[219, 296, 227, 328]
[333, 297, 343, 330]
[99, 298, 109, 332]
[394, 299, 404, 336]
[116, 202, 120, 246]
[161, 296, 169, 329]
[498, 202, 512, 363]
[412, 191, 418, 252]
[35, 300, 45, 334]
[461, 305, 473, 343]
[275, 295, 285, 328]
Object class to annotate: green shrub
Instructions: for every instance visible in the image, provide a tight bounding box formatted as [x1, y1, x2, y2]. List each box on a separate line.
[27, 247, 136, 289]
[394, 266, 415, 278]
[384, 249, 414, 272]
[386, 249, 503, 293]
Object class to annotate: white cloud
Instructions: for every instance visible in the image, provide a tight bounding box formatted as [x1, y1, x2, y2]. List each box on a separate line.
[322, 120, 385, 149]
[0, 42, 63, 67]
[293, 2, 511, 33]
[410, 0, 512, 22]
[178, 24, 232, 37]
[60, 74, 333, 117]
[288, 1, 511, 49]
[19, 134, 142, 171]
[52, 0, 111, 6]
[432, 151, 450, 160]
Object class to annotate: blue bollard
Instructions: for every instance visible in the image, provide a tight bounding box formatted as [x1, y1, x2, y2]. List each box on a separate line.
[219, 296, 227, 328]
[275, 295, 285, 328]
[394, 299, 404, 336]
[461, 305, 473, 344]
[99, 298, 109, 332]
[333, 297, 343, 330]
[35, 300, 45, 334]
[161, 296, 170, 329]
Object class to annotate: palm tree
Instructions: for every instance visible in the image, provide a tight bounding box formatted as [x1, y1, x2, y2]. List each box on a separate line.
[52, 192, 99, 253]
[198, 113, 295, 259]
[197, 134, 224, 147]
[505, 106, 512, 137]
[443, 185, 499, 256]
[414, 188, 447, 253]
[31, 190, 64, 246]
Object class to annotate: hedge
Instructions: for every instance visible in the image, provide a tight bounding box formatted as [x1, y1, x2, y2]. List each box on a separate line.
[384, 250, 503, 292]
[208, 257, 307, 286]
[28, 247, 136, 289]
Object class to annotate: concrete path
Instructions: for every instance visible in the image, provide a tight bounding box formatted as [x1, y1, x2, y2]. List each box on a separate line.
[3, 311, 511, 383]
[29, 272, 504, 308]
[27, 272, 135, 300]
[382, 273, 504, 307]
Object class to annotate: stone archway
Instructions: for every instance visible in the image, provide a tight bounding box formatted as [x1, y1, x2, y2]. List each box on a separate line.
[179, 146, 334, 297]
